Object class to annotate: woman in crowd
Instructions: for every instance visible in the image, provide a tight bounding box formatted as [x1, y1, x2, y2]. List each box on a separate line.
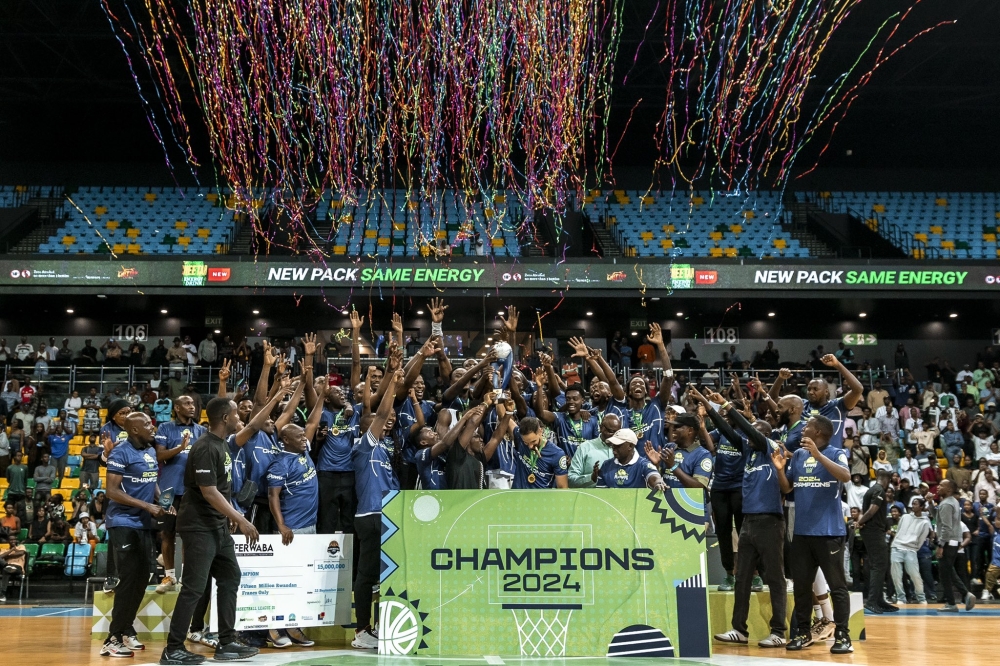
[898, 448, 921, 486]
[88, 491, 107, 526]
[26, 422, 48, 472]
[873, 449, 894, 475]
[27, 506, 48, 542]
[8, 418, 24, 461]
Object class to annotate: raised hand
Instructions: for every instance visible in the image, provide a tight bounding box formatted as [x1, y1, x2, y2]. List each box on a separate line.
[181, 431, 191, 451]
[568, 336, 588, 358]
[302, 332, 318, 356]
[801, 436, 820, 458]
[218, 358, 232, 383]
[391, 312, 404, 338]
[751, 373, 764, 394]
[687, 385, 708, 404]
[587, 346, 602, 359]
[778, 368, 792, 380]
[101, 432, 115, 457]
[392, 368, 404, 385]
[533, 367, 547, 387]
[263, 340, 277, 366]
[499, 305, 519, 333]
[771, 447, 788, 471]
[276, 353, 288, 377]
[428, 297, 448, 323]
[704, 388, 726, 405]
[484, 347, 499, 363]
[350, 308, 365, 330]
[820, 354, 839, 367]
[647, 322, 664, 345]
[421, 335, 442, 356]
[644, 441, 661, 467]
[540, 352, 553, 367]
[387, 344, 403, 371]
[592, 462, 601, 483]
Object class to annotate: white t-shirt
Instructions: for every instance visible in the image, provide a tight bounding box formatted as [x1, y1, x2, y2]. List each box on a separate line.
[64, 396, 82, 411]
[973, 435, 995, 461]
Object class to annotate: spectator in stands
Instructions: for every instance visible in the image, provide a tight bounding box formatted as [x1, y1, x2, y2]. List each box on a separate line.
[867, 381, 889, 413]
[26, 506, 47, 542]
[873, 449, 893, 475]
[0, 425, 9, 476]
[47, 422, 72, 479]
[1, 503, 20, 541]
[79, 434, 102, 490]
[82, 390, 102, 434]
[218, 335, 234, 364]
[198, 332, 218, 366]
[757, 341, 779, 366]
[32, 452, 56, 503]
[77, 339, 99, 365]
[835, 342, 854, 365]
[680, 342, 697, 362]
[5, 452, 27, 506]
[974, 468, 1000, 504]
[38, 515, 70, 546]
[34, 406, 52, 433]
[147, 339, 169, 367]
[70, 489, 91, 522]
[0, 535, 27, 603]
[181, 336, 198, 365]
[102, 338, 123, 366]
[45, 493, 65, 520]
[19, 379, 36, 406]
[14, 337, 33, 367]
[899, 449, 921, 487]
[876, 396, 899, 436]
[88, 491, 106, 525]
[126, 340, 145, 367]
[166, 338, 186, 368]
[33, 345, 49, 378]
[64, 390, 82, 415]
[894, 343, 910, 371]
[74, 512, 98, 545]
[0, 339, 10, 365]
[125, 385, 141, 409]
[0, 380, 18, 414]
[55, 338, 73, 366]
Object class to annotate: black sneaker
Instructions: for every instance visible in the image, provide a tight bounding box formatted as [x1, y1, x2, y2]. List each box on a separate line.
[214, 641, 259, 661]
[100, 635, 134, 658]
[864, 603, 883, 614]
[237, 632, 267, 649]
[879, 603, 900, 613]
[159, 647, 206, 665]
[103, 576, 120, 593]
[831, 628, 854, 654]
[785, 633, 814, 651]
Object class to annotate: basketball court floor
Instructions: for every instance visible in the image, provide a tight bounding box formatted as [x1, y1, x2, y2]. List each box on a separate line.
[2, 604, 991, 666]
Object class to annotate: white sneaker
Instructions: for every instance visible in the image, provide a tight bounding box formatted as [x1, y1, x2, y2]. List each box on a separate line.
[352, 626, 378, 649]
[810, 619, 835, 642]
[758, 633, 787, 648]
[187, 631, 205, 645]
[155, 576, 177, 593]
[981, 590, 991, 601]
[285, 628, 314, 647]
[156, 554, 164, 567]
[199, 632, 219, 648]
[99, 636, 134, 658]
[122, 635, 145, 651]
[713, 629, 748, 644]
[268, 629, 292, 648]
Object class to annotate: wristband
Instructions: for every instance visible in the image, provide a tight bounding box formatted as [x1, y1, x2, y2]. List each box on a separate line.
[431, 322, 443, 338]
[670, 462, 680, 472]
[721, 401, 731, 410]
[664, 369, 674, 378]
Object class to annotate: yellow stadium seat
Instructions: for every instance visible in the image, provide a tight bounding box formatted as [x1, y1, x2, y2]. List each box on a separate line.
[174, 221, 188, 230]
[434, 230, 447, 239]
[617, 196, 631, 205]
[724, 248, 738, 258]
[126, 228, 140, 239]
[177, 236, 191, 246]
[873, 204, 886, 213]
[392, 223, 405, 232]
[641, 196, 655, 205]
[493, 194, 506, 204]
[865, 218, 878, 231]
[484, 208, 495, 218]
[112, 243, 126, 254]
[709, 247, 723, 257]
[491, 238, 505, 248]
[743, 210, 755, 219]
[984, 234, 996, 242]
[94, 206, 108, 216]
[941, 240, 955, 250]
[62, 236, 76, 245]
[0, 544, 8, 552]
[127, 244, 142, 254]
[377, 237, 390, 247]
[691, 196, 705, 205]
[583, 196, 595, 204]
[913, 232, 928, 242]
[661, 239, 674, 249]
[418, 245, 431, 257]
[206, 193, 218, 203]
[613, 189, 625, 197]
[819, 191, 831, 198]
[606, 216, 617, 226]
[62, 501, 73, 514]
[709, 231, 723, 241]
[364, 229, 377, 239]
[68, 445, 83, 456]
[590, 189, 601, 197]
[61, 478, 80, 489]
[144, 192, 157, 202]
[662, 224, 675, 233]
[729, 225, 743, 234]
[196, 228, 210, 239]
[773, 239, 787, 249]
[640, 231, 653, 241]
[333, 245, 347, 255]
[912, 248, 926, 259]
[0, 478, 8, 490]
[105, 221, 119, 231]
[930, 226, 943, 235]
[935, 198, 947, 206]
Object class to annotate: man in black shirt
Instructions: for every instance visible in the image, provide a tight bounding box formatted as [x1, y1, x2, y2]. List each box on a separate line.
[160, 398, 260, 665]
[857, 469, 894, 614]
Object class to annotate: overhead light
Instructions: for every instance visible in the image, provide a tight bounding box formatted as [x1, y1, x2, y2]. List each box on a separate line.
[767, 312, 775, 317]
[66, 308, 74, 314]
[497, 310, 504, 316]
[97, 294, 106, 299]
[252, 309, 260, 315]
[651, 297, 660, 301]
[214, 329, 221, 334]
[949, 313, 958, 318]
[416, 310, 424, 315]
[859, 312, 867, 318]
[631, 331, 638, 336]
[160, 309, 168, 314]
[676, 312, 683, 317]
[586, 311, 593, 316]
[487, 337, 493, 342]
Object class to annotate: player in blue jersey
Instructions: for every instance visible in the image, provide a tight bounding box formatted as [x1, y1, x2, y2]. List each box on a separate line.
[352, 367, 402, 650]
[773, 415, 854, 655]
[623, 323, 674, 451]
[769, 356, 863, 450]
[441, 349, 496, 417]
[393, 336, 444, 489]
[535, 378, 597, 457]
[100, 412, 170, 658]
[647, 413, 713, 490]
[595, 428, 664, 490]
[510, 416, 569, 489]
[154, 394, 206, 593]
[98, 399, 132, 463]
[567, 341, 629, 426]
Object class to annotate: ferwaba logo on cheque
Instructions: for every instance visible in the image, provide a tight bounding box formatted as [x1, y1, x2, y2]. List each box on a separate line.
[327, 540, 341, 558]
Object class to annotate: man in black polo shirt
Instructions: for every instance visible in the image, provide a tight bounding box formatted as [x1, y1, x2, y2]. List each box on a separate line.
[857, 469, 895, 614]
[160, 398, 260, 665]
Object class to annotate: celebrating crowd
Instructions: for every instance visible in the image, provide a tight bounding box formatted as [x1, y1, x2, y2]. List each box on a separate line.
[2, 298, 998, 662]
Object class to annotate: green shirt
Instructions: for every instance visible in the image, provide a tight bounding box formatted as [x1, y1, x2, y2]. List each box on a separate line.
[567, 436, 614, 488]
[6, 464, 27, 495]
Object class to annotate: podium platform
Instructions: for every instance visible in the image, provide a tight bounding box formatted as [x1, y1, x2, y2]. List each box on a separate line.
[708, 590, 866, 641]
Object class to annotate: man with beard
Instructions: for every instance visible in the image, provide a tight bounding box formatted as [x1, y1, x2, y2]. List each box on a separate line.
[535, 379, 596, 458]
[568, 414, 621, 488]
[769, 355, 864, 450]
[511, 416, 569, 489]
[394, 336, 443, 489]
[622, 323, 674, 452]
[595, 428, 665, 491]
[646, 413, 713, 490]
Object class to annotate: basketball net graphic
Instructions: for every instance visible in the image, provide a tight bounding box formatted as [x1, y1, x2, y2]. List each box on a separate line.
[505, 604, 576, 656]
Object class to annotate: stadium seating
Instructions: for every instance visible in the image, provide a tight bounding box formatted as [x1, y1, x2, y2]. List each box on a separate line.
[808, 191, 1000, 259]
[37, 186, 238, 255]
[588, 189, 807, 258]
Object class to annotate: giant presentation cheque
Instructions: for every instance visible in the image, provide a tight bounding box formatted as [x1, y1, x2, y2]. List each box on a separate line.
[379, 489, 711, 658]
[212, 533, 354, 632]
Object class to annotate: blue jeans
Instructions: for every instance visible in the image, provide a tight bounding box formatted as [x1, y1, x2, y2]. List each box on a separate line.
[890, 547, 925, 602]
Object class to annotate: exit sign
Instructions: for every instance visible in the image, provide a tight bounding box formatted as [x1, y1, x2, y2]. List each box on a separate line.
[842, 333, 877, 346]
[630, 318, 647, 330]
[205, 316, 223, 327]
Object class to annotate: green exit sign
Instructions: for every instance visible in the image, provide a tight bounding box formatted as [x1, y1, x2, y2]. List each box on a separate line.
[843, 333, 877, 346]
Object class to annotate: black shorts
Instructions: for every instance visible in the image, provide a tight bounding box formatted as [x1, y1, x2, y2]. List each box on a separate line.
[155, 493, 184, 532]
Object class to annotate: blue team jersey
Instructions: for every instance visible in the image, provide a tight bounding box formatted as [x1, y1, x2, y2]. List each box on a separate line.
[711, 428, 749, 491]
[396, 398, 435, 464]
[511, 428, 568, 489]
[742, 439, 784, 515]
[413, 446, 447, 490]
[353, 431, 399, 516]
[778, 421, 805, 503]
[625, 400, 665, 450]
[484, 405, 536, 450]
[105, 442, 158, 529]
[596, 454, 658, 489]
[802, 397, 848, 449]
[446, 396, 471, 417]
[663, 444, 714, 489]
[974, 502, 995, 534]
[247, 431, 281, 498]
[101, 421, 129, 446]
[317, 407, 361, 472]
[590, 397, 630, 426]
[552, 412, 598, 457]
[227, 435, 247, 515]
[992, 531, 1000, 567]
[155, 421, 206, 496]
[786, 445, 849, 537]
[267, 450, 319, 529]
[490, 433, 519, 476]
[47, 434, 71, 458]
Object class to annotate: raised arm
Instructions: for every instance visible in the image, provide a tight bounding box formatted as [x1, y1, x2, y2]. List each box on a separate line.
[647, 323, 673, 408]
[771, 448, 793, 494]
[691, 387, 741, 449]
[532, 367, 557, 424]
[427, 298, 452, 384]
[442, 348, 496, 402]
[217, 359, 232, 398]
[350, 309, 364, 390]
[821, 354, 864, 410]
[498, 306, 519, 364]
[370, 344, 403, 408]
[233, 388, 286, 447]
[253, 341, 277, 410]
[368, 370, 402, 437]
[273, 378, 304, 433]
[304, 381, 327, 441]
[301, 333, 319, 409]
[770, 368, 792, 403]
[540, 352, 565, 394]
[483, 399, 514, 461]
[398, 337, 440, 399]
[591, 348, 625, 401]
[408, 388, 426, 437]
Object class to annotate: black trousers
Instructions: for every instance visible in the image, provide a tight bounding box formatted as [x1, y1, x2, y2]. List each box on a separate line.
[789, 535, 851, 635]
[250, 496, 274, 536]
[0, 564, 23, 592]
[190, 583, 213, 633]
[108, 527, 154, 639]
[860, 527, 889, 606]
[354, 514, 381, 629]
[710, 488, 744, 574]
[167, 529, 241, 650]
[939, 545, 969, 605]
[731, 514, 786, 637]
[318, 471, 357, 534]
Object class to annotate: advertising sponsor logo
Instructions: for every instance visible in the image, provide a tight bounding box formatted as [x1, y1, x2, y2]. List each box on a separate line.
[9, 269, 31, 279]
[318, 612, 326, 620]
[694, 270, 718, 285]
[182, 261, 208, 286]
[301, 615, 314, 621]
[273, 615, 285, 621]
[258, 615, 267, 622]
[606, 271, 627, 282]
[987, 275, 997, 285]
[208, 267, 231, 282]
[669, 264, 694, 289]
[117, 266, 138, 279]
[327, 540, 341, 557]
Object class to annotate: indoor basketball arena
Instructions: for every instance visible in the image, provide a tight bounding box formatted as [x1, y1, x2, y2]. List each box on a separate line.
[0, 1, 998, 665]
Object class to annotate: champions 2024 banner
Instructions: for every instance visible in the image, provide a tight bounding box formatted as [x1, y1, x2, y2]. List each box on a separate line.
[378, 489, 711, 658]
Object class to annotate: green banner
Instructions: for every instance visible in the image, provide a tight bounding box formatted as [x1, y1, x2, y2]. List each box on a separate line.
[1, 257, 997, 292]
[378, 489, 711, 658]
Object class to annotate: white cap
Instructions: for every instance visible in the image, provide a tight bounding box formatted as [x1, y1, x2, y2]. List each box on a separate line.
[607, 428, 638, 446]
